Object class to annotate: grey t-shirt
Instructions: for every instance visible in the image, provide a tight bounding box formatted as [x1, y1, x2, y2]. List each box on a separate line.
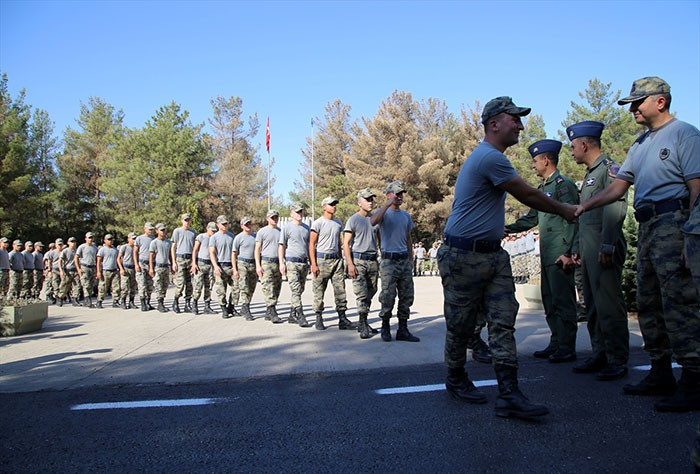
[378, 208, 414, 253]
[233, 232, 256, 259]
[61, 248, 76, 270]
[149, 238, 172, 265]
[134, 235, 154, 263]
[209, 231, 235, 263]
[34, 252, 44, 270]
[444, 142, 519, 241]
[311, 217, 342, 254]
[22, 250, 35, 270]
[0, 249, 9, 270]
[9, 251, 24, 271]
[255, 226, 281, 259]
[97, 246, 119, 270]
[280, 222, 310, 259]
[617, 118, 700, 208]
[76, 243, 97, 266]
[171, 227, 196, 255]
[344, 213, 378, 254]
[118, 244, 134, 267]
[195, 233, 211, 260]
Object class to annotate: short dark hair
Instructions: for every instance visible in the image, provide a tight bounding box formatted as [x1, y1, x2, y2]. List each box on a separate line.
[581, 136, 601, 149]
[542, 151, 559, 166]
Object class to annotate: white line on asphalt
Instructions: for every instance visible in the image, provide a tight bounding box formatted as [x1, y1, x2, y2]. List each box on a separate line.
[375, 379, 498, 395]
[70, 398, 223, 410]
[633, 363, 681, 371]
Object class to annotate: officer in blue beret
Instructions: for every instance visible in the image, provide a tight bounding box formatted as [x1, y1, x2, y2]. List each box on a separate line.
[505, 139, 580, 363]
[567, 121, 630, 381]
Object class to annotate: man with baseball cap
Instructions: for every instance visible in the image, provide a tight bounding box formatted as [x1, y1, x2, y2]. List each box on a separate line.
[75, 232, 98, 308]
[7, 239, 24, 299]
[210, 215, 237, 318]
[191, 222, 218, 315]
[96, 234, 120, 309]
[58, 238, 78, 307]
[171, 213, 196, 313]
[118, 232, 138, 309]
[149, 223, 173, 313]
[255, 209, 283, 323]
[576, 77, 700, 412]
[134, 222, 156, 311]
[0, 237, 10, 300]
[279, 202, 312, 327]
[32, 242, 45, 299]
[440, 96, 576, 419]
[21, 241, 35, 299]
[232, 216, 258, 321]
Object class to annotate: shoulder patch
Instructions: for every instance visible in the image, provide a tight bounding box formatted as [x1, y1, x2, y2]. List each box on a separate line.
[585, 177, 597, 187]
[608, 165, 620, 178]
[555, 176, 564, 184]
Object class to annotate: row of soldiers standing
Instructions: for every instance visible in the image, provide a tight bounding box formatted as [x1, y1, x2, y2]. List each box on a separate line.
[0, 238, 47, 301]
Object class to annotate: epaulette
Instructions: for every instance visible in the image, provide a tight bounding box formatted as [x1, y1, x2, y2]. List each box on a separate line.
[555, 176, 565, 184]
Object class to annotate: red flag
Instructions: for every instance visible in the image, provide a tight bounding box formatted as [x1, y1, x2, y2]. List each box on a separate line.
[265, 117, 270, 152]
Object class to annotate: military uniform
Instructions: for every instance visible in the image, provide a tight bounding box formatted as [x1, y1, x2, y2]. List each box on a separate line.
[192, 223, 217, 314]
[118, 235, 138, 309]
[210, 216, 236, 317]
[171, 214, 196, 313]
[233, 217, 257, 320]
[135, 224, 155, 311]
[21, 243, 35, 299]
[76, 234, 98, 307]
[255, 210, 282, 323]
[280, 203, 311, 327]
[8, 241, 24, 299]
[32, 244, 45, 299]
[0, 238, 10, 300]
[97, 236, 120, 308]
[149, 224, 172, 312]
[59, 242, 80, 305]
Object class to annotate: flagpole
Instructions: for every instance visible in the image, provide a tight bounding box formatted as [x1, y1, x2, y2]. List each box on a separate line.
[311, 118, 315, 221]
[266, 117, 271, 211]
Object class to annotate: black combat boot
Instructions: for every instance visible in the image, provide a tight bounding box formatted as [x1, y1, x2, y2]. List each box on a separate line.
[72, 298, 81, 307]
[467, 333, 493, 364]
[172, 298, 181, 314]
[269, 306, 282, 324]
[121, 297, 129, 310]
[203, 301, 216, 314]
[381, 317, 392, 342]
[446, 367, 487, 404]
[338, 311, 358, 330]
[241, 304, 254, 321]
[86, 296, 95, 308]
[228, 303, 241, 317]
[157, 298, 168, 313]
[221, 302, 233, 319]
[140, 299, 148, 312]
[95, 300, 103, 309]
[146, 297, 155, 311]
[296, 307, 311, 328]
[654, 369, 700, 412]
[358, 313, 373, 340]
[494, 364, 549, 419]
[623, 355, 677, 396]
[184, 299, 192, 313]
[192, 300, 199, 315]
[129, 296, 135, 310]
[57, 297, 64, 307]
[396, 318, 420, 342]
[264, 306, 272, 320]
[288, 307, 299, 324]
[314, 312, 326, 330]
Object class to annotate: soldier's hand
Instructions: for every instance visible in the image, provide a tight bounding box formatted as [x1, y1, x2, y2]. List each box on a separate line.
[280, 263, 287, 276]
[149, 269, 155, 278]
[555, 255, 574, 271]
[172, 262, 178, 273]
[573, 204, 586, 218]
[571, 253, 582, 266]
[347, 263, 357, 279]
[234, 270, 240, 281]
[256, 266, 264, 278]
[214, 266, 222, 277]
[135, 264, 141, 273]
[120, 269, 125, 276]
[598, 252, 613, 269]
[191, 264, 198, 275]
[311, 264, 319, 278]
[560, 203, 578, 223]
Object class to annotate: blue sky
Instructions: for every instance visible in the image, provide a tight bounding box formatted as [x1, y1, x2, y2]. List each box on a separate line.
[2, 0, 699, 202]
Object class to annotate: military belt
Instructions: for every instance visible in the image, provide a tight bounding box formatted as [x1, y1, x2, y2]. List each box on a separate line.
[237, 257, 255, 264]
[261, 257, 279, 262]
[176, 254, 192, 259]
[444, 235, 501, 253]
[382, 252, 408, 260]
[155, 263, 169, 268]
[219, 262, 233, 267]
[0, 269, 8, 272]
[81, 264, 96, 268]
[352, 252, 377, 261]
[316, 252, 340, 259]
[634, 198, 689, 223]
[285, 257, 308, 263]
[197, 258, 211, 264]
[103, 268, 118, 272]
[123, 264, 135, 269]
[139, 260, 149, 265]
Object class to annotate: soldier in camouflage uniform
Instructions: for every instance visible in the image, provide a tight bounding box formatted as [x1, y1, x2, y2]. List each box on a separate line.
[59, 238, 79, 307]
[118, 232, 138, 310]
[171, 213, 196, 313]
[577, 77, 700, 412]
[233, 216, 258, 321]
[440, 96, 576, 418]
[96, 234, 120, 309]
[7, 240, 24, 299]
[75, 232, 98, 308]
[210, 215, 236, 318]
[191, 222, 217, 315]
[505, 139, 580, 364]
[279, 203, 312, 328]
[149, 223, 172, 313]
[32, 242, 44, 299]
[567, 121, 630, 381]
[343, 188, 381, 339]
[42, 242, 55, 302]
[135, 222, 156, 312]
[21, 241, 35, 299]
[371, 181, 419, 342]
[310, 196, 355, 331]
[0, 237, 10, 300]
[255, 210, 283, 323]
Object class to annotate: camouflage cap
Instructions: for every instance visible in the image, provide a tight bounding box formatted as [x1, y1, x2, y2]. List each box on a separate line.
[321, 196, 339, 206]
[216, 215, 228, 224]
[144, 222, 155, 230]
[240, 216, 252, 225]
[85, 232, 94, 238]
[127, 232, 138, 239]
[67, 237, 76, 243]
[104, 234, 114, 240]
[181, 213, 191, 220]
[13, 239, 22, 246]
[528, 139, 562, 158]
[0, 237, 8, 243]
[357, 188, 376, 199]
[266, 209, 280, 218]
[155, 223, 166, 230]
[35, 241, 44, 248]
[481, 96, 531, 123]
[206, 221, 218, 231]
[25, 241, 33, 246]
[385, 181, 405, 194]
[618, 76, 670, 105]
[290, 202, 304, 213]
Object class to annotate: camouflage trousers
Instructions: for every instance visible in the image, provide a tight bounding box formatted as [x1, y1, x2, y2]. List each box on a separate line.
[438, 245, 519, 369]
[575, 264, 586, 317]
[33, 270, 44, 299]
[312, 257, 347, 314]
[120, 268, 137, 301]
[50, 270, 61, 298]
[60, 270, 80, 299]
[136, 263, 154, 300]
[153, 266, 170, 299]
[260, 260, 282, 306]
[637, 210, 700, 370]
[214, 264, 234, 308]
[429, 258, 439, 276]
[541, 262, 578, 352]
[0, 270, 9, 299]
[416, 258, 425, 276]
[98, 269, 121, 302]
[286, 260, 309, 309]
[193, 260, 213, 302]
[351, 259, 378, 315]
[174, 257, 193, 299]
[379, 256, 414, 320]
[21, 269, 34, 299]
[79, 266, 96, 299]
[235, 261, 257, 305]
[8, 270, 22, 299]
[686, 232, 700, 290]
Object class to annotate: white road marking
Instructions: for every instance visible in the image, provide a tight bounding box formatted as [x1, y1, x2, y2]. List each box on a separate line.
[633, 363, 681, 371]
[71, 398, 223, 410]
[375, 379, 498, 395]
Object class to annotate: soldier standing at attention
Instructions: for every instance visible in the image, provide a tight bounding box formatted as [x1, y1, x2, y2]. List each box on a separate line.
[21, 241, 35, 299]
[75, 232, 98, 308]
[118, 232, 138, 310]
[42, 242, 55, 302]
[279, 203, 312, 328]
[191, 222, 217, 315]
[96, 234, 120, 309]
[567, 120, 630, 381]
[8, 240, 24, 299]
[233, 216, 258, 321]
[414, 242, 426, 276]
[428, 241, 439, 276]
[0, 237, 10, 299]
[576, 77, 700, 412]
[209, 215, 236, 318]
[171, 213, 196, 313]
[310, 196, 356, 331]
[32, 242, 45, 299]
[342, 188, 381, 339]
[59, 238, 78, 307]
[255, 210, 283, 323]
[149, 223, 173, 313]
[134, 222, 155, 312]
[371, 181, 420, 343]
[505, 139, 579, 363]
